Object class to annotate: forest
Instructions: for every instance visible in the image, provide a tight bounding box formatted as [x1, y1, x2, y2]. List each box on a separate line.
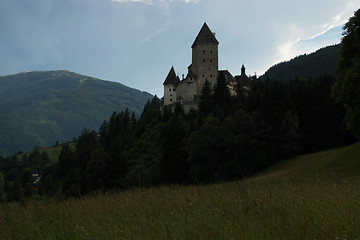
[0, 72, 355, 201]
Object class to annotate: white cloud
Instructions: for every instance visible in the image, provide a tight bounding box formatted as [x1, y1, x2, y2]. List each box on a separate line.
[111, 0, 199, 4]
[111, 0, 154, 5]
[169, 0, 200, 3]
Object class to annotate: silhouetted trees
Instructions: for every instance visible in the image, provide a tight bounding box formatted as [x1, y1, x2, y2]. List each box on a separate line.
[332, 9, 360, 139]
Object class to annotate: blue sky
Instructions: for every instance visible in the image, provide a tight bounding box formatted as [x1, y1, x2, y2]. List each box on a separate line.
[0, 0, 359, 96]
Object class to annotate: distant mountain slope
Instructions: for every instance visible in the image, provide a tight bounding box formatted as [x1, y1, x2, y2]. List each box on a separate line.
[0, 70, 152, 156]
[261, 44, 340, 81]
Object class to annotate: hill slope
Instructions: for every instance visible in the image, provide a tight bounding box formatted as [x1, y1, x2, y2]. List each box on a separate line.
[262, 44, 340, 81]
[0, 70, 152, 156]
[1, 143, 360, 239]
[253, 142, 360, 181]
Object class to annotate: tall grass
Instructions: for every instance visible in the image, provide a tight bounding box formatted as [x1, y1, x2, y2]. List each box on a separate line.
[1, 143, 360, 239]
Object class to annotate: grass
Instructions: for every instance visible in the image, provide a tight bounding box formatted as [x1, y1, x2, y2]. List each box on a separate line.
[1, 143, 360, 239]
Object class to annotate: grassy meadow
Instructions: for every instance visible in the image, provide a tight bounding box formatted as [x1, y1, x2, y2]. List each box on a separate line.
[1, 143, 360, 239]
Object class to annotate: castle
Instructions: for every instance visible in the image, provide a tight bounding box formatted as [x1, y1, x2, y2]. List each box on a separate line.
[162, 23, 251, 112]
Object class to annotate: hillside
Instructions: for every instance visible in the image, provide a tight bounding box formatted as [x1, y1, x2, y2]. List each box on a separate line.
[0, 70, 152, 156]
[253, 142, 360, 180]
[1, 143, 360, 239]
[262, 44, 340, 81]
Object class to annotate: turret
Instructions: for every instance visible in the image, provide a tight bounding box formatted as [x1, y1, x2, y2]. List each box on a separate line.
[241, 64, 246, 76]
[163, 67, 180, 106]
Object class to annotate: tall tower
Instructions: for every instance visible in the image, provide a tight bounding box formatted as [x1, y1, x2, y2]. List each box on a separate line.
[190, 23, 219, 93]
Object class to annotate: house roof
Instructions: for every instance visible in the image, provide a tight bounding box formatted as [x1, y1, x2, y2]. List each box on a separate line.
[234, 74, 252, 88]
[192, 23, 219, 48]
[219, 70, 235, 84]
[186, 69, 196, 79]
[163, 66, 180, 86]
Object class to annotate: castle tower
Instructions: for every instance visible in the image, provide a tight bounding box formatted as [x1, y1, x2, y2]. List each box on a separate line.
[163, 66, 180, 106]
[190, 23, 219, 93]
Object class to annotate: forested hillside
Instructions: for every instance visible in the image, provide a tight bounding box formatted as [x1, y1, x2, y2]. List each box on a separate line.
[0, 71, 355, 201]
[262, 44, 340, 81]
[0, 71, 152, 156]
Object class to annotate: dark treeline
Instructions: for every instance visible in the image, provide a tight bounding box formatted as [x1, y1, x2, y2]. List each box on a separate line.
[0, 73, 355, 201]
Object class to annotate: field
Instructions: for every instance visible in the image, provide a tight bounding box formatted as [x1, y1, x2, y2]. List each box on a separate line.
[1, 143, 360, 239]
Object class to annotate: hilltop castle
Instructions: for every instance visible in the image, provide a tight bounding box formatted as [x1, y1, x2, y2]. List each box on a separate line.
[162, 23, 251, 112]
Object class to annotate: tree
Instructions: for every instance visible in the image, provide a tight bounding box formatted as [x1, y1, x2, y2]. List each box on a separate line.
[198, 79, 213, 115]
[188, 117, 225, 182]
[332, 9, 360, 138]
[0, 172, 5, 202]
[213, 72, 231, 107]
[160, 116, 190, 184]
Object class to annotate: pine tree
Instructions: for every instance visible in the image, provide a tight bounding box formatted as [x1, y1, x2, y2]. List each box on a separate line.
[198, 79, 213, 115]
[213, 72, 231, 107]
[332, 9, 360, 138]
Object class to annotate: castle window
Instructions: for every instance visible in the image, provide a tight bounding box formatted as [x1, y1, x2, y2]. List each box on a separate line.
[173, 88, 176, 91]
[210, 75, 213, 78]
[202, 75, 205, 78]
[210, 50, 213, 54]
[203, 50, 205, 54]
[203, 59, 205, 63]
[210, 59, 213, 63]
[170, 99, 173, 102]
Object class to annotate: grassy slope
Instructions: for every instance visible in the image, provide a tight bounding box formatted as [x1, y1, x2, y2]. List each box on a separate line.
[254, 142, 360, 180]
[1, 143, 360, 239]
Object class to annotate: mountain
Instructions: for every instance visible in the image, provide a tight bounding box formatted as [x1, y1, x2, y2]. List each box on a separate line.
[261, 44, 340, 81]
[0, 70, 152, 156]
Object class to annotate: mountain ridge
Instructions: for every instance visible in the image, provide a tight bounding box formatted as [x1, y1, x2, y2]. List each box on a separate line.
[0, 70, 152, 156]
[261, 44, 340, 81]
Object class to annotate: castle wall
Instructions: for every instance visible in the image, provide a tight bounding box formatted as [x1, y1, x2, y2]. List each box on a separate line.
[176, 78, 197, 102]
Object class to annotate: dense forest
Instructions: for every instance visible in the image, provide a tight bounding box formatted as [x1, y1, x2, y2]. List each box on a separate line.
[262, 44, 340, 81]
[0, 72, 354, 201]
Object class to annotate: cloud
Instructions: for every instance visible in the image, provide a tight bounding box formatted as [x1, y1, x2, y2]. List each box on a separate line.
[111, 0, 199, 4]
[1, 0, 359, 96]
[111, 0, 154, 5]
[170, 0, 200, 3]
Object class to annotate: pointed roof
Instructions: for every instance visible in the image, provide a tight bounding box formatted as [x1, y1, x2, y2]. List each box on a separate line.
[241, 64, 246, 76]
[192, 23, 219, 48]
[163, 67, 180, 86]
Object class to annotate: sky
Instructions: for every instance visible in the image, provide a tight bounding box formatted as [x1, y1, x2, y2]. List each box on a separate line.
[0, 0, 359, 96]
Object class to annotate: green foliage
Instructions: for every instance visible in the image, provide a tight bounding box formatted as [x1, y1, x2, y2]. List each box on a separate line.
[333, 9, 360, 138]
[160, 115, 190, 184]
[198, 79, 213, 115]
[189, 117, 225, 182]
[0, 70, 152, 156]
